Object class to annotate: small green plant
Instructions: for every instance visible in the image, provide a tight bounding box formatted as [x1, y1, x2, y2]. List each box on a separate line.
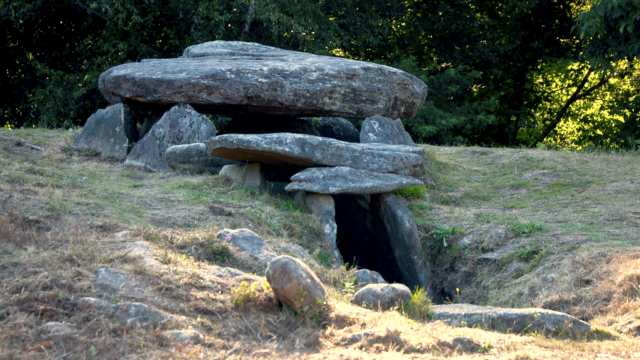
[424, 225, 464, 254]
[312, 249, 332, 268]
[394, 185, 427, 199]
[209, 243, 233, 264]
[400, 287, 433, 321]
[231, 281, 258, 307]
[90, 345, 97, 357]
[509, 221, 546, 236]
[516, 247, 539, 262]
[277, 196, 298, 211]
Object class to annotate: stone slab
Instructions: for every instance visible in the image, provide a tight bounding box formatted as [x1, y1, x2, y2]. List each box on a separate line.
[285, 167, 424, 194]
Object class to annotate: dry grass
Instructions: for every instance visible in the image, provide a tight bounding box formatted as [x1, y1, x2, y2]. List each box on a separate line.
[1, 128, 640, 358]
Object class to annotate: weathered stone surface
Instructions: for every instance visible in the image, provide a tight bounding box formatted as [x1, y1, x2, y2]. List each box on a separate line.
[165, 143, 241, 174]
[78, 297, 174, 326]
[305, 117, 360, 143]
[72, 104, 136, 160]
[96, 268, 129, 289]
[431, 304, 592, 336]
[218, 115, 320, 136]
[125, 104, 216, 172]
[353, 283, 411, 310]
[207, 133, 424, 174]
[163, 330, 203, 344]
[37, 322, 77, 336]
[266, 255, 327, 313]
[279, 244, 311, 260]
[300, 192, 341, 265]
[217, 229, 276, 269]
[370, 193, 433, 292]
[285, 167, 424, 194]
[219, 163, 267, 191]
[100, 41, 428, 119]
[354, 269, 387, 286]
[127, 241, 162, 270]
[360, 115, 415, 146]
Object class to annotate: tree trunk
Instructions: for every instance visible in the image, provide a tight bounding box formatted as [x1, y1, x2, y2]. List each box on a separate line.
[508, 73, 527, 147]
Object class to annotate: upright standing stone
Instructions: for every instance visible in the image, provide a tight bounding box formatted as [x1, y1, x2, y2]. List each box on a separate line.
[307, 117, 360, 143]
[360, 115, 415, 146]
[99, 41, 428, 119]
[124, 104, 216, 172]
[72, 104, 136, 160]
[370, 193, 433, 292]
[299, 192, 342, 265]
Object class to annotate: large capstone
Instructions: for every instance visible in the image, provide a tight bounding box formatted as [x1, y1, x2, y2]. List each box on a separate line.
[206, 133, 425, 175]
[125, 104, 216, 172]
[72, 104, 137, 160]
[99, 41, 428, 119]
[285, 167, 424, 194]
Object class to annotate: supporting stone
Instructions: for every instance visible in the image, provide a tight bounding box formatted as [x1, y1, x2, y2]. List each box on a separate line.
[165, 143, 242, 174]
[298, 192, 342, 266]
[219, 163, 267, 191]
[72, 103, 137, 160]
[369, 193, 433, 293]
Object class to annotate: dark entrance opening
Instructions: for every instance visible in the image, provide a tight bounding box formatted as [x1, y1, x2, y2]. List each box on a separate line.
[333, 194, 405, 284]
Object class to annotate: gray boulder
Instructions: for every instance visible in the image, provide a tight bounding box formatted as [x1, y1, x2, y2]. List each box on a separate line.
[279, 244, 311, 261]
[100, 41, 428, 119]
[72, 104, 136, 160]
[431, 304, 592, 336]
[369, 193, 433, 292]
[353, 283, 411, 310]
[354, 269, 387, 286]
[266, 255, 327, 314]
[165, 143, 241, 174]
[285, 167, 424, 194]
[125, 104, 216, 172]
[78, 297, 173, 327]
[477, 243, 520, 262]
[216, 229, 276, 269]
[303, 117, 360, 143]
[219, 163, 267, 191]
[360, 114, 415, 146]
[163, 330, 203, 344]
[206, 133, 425, 175]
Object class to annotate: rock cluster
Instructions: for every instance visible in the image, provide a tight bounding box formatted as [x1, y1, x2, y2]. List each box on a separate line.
[73, 40, 432, 291]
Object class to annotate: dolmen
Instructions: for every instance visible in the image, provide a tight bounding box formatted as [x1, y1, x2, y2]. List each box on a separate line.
[72, 40, 433, 292]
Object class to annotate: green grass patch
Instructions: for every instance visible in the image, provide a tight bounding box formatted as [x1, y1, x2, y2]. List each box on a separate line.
[400, 287, 433, 321]
[394, 185, 427, 199]
[509, 221, 546, 236]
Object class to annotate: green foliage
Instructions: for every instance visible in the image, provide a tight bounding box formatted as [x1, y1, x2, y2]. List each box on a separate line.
[208, 243, 234, 264]
[399, 287, 433, 322]
[393, 185, 427, 199]
[424, 225, 464, 254]
[231, 281, 258, 307]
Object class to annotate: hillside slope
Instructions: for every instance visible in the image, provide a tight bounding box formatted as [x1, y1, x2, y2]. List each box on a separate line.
[1, 128, 639, 359]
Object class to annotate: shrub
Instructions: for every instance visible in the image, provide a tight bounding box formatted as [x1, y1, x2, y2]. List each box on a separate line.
[400, 287, 433, 321]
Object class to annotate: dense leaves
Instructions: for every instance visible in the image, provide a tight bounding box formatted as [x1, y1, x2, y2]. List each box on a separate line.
[2, 0, 638, 148]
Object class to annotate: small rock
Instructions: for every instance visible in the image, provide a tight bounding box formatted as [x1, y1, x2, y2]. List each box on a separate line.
[211, 266, 252, 278]
[115, 230, 131, 238]
[353, 283, 411, 310]
[163, 330, 203, 344]
[71, 103, 136, 160]
[477, 243, 519, 262]
[431, 303, 591, 336]
[543, 273, 558, 284]
[37, 322, 77, 336]
[78, 297, 173, 326]
[360, 114, 415, 146]
[279, 244, 311, 260]
[459, 235, 474, 246]
[501, 262, 526, 280]
[165, 143, 242, 174]
[216, 229, 276, 269]
[535, 263, 549, 274]
[127, 242, 162, 270]
[354, 269, 387, 286]
[96, 268, 129, 289]
[266, 255, 327, 314]
[125, 104, 216, 172]
[219, 163, 267, 191]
